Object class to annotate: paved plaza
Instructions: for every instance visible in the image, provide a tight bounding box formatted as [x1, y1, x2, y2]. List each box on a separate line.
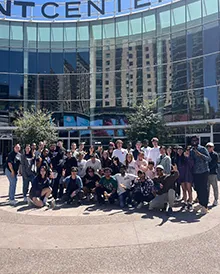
[0, 176, 220, 274]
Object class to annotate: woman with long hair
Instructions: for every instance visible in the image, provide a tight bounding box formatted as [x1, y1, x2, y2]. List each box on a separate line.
[101, 150, 112, 168]
[125, 153, 136, 175]
[175, 146, 194, 211]
[110, 156, 123, 175]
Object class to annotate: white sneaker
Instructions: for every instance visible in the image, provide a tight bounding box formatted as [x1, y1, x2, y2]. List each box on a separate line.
[23, 197, 28, 203]
[9, 200, 18, 206]
[213, 200, 218, 206]
[137, 202, 143, 209]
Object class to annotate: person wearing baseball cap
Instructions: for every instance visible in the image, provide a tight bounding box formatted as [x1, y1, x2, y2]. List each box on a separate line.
[206, 142, 219, 206]
[149, 164, 179, 216]
[112, 139, 128, 164]
[148, 137, 160, 166]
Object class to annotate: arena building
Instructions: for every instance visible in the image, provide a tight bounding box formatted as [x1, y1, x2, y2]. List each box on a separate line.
[0, 0, 220, 158]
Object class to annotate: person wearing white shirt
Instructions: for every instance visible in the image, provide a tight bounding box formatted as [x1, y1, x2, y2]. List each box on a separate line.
[125, 153, 136, 175]
[148, 137, 160, 166]
[114, 166, 137, 208]
[85, 153, 102, 173]
[77, 152, 87, 178]
[112, 140, 128, 164]
[141, 139, 151, 160]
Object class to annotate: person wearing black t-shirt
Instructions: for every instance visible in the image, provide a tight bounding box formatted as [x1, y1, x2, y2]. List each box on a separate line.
[5, 144, 21, 206]
[83, 167, 100, 200]
[29, 166, 54, 208]
[63, 150, 78, 177]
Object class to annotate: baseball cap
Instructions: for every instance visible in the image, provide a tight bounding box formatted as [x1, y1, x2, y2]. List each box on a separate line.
[206, 142, 214, 147]
[156, 165, 164, 170]
[151, 137, 159, 142]
[71, 167, 78, 172]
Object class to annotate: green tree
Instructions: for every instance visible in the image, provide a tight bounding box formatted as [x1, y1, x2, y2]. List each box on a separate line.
[13, 108, 58, 147]
[126, 101, 169, 143]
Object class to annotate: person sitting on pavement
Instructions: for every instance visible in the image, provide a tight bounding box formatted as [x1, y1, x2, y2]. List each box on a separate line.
[62, 167, 84, 205]
[149, 164, 179, 215]
[83, 167, 100, 201]
[114, 165, 137, 208]
[133, 171, 155, 209]
[85, 153, 102, 174]
[95, 167, 118, 205]
[28, 166, 55, 208]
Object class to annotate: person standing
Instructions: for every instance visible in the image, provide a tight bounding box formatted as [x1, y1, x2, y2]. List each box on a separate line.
[156, 146, 171, 175]
[148, 137, 160, 166]
[175, 146, 194, 211]
[133, 141, 142, 160]
[141, 139, 151, 160]
[190, 135, 211, 214]
[5, 144, 21, 206]
[206, 142, 219, 206]
[112, 140, 128, 164]
[85, 153, 102, 173]
[21, 144, 35, 202]
[63, 150, 77, 177]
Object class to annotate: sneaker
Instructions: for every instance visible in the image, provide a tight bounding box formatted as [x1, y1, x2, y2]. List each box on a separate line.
[137, 202, 143, 209]
[194, 204, 202, 212]
[50, 198, 56, 209]
[213, 200, 218, 207]
[9, 199, 18, 206]
[44, 201, 50, 207]
[23, 197, 28, 203]
[188, 203, 193, 212]
[181, 203, 188, 211]
[27, 197, 32, 207]
[200, 206, 209, 215]
[175, 195, 181, 201]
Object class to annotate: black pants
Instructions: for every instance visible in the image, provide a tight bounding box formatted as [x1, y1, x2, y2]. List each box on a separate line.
[52, 175, 63, 199]
[95, 186, 118, 204]
[175, 181, 181, 197]
[193, 172, 209, 208]
[133, 191, 155, 204]
[62, 190, 84, 203]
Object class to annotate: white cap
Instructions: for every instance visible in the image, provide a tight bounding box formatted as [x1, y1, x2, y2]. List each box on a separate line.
[206, 142, 214, 147]
[156, 165, 164, 170]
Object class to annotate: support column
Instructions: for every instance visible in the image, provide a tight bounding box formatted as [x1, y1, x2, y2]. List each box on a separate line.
[210, 124, 214, 143]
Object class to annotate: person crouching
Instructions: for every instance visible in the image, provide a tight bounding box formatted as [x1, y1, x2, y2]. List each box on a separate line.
[62, 167, 84, 205]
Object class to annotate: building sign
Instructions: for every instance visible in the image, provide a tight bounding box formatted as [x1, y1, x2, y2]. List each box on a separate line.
[0, 0, 166, 20]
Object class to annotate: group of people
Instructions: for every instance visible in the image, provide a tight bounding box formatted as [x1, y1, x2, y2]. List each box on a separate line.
[4, 135, 219, 215]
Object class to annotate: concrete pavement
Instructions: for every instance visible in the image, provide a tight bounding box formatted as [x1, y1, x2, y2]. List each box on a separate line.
[0, 176, 220, 273]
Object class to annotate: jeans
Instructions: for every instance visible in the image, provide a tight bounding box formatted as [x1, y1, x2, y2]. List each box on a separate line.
[5, 168, 18, 201]
[133, 191, 155, 204]
[193, 172, 209, 208]
[149, 189, 176, 210]
[118, 190, 132, 208]
[22, 175, 34, 198]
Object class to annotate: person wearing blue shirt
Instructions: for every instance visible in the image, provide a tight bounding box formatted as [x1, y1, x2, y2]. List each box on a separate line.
[190, 135, 211, 214]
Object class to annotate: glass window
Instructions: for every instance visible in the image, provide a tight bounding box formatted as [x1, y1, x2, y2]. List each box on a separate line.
[25, 24, 37, 48]
[116, 17, 128, 37]
[203, 0, 218, 22]
[51, 51, 64, 73]
[158, 7, 171, 35]
[129, 16, 142, 35]
[0, 49, 9, 72]
[77, 24, 89, 41]
[103, 20, 115, 39]
[10, 23, 23, 48]
[51, 24, 63, 48]
[91, 23, 102, 40]
[10, 50, 23, 73]
[143, 13, 156, 33]
[171, 4, 186, 30]
[38, 24, 50, 49]
[0, 21, 9, 47]
[64, 24, 76, 48]
[187, 0, 202, 26]
[38, 50, 50, 73]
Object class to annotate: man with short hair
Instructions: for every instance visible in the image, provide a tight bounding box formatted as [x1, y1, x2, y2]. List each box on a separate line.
[85, 153, 102, 173]
[149, 164, 179, 215]
[206, 142, 219, 206]
[71, 142, 78, 158]
[148, 137, 160, 166]
[156, 146, 171, 175]
[133, 141, 142, 160]
[77, 152, 87, 178]
[62, 167, 84, 205]
[190, 135, 211, 214]
[5, 144, 21, 206]
[112, 140, 128, 164]
[63, 150, 77, 177]
[96, 167, 118, 205]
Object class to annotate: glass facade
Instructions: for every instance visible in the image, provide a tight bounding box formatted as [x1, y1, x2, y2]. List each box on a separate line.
[0, 0, 220, 139]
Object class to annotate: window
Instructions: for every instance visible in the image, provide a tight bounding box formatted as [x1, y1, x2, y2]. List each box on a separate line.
[129, 46, 132, 51]
[129, 54, 133, 58]
[146, 61, 150, 65]
[129, 61, 133, 66]
[105, 101, 110, 106]
[145, 47, 149, 51]
[106, 53, 110, 58]
[10, 23, 23, 47]
[148, 81, 151, 85]
[105, 80, 109, 85]
[143, 13, 156, 33]
[148, 88, 151, 92]
[130, 75, 133, 79]
[147, 74, 151, 79]
[146, 54, 149, 58]
[106, 61, 110, 66]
